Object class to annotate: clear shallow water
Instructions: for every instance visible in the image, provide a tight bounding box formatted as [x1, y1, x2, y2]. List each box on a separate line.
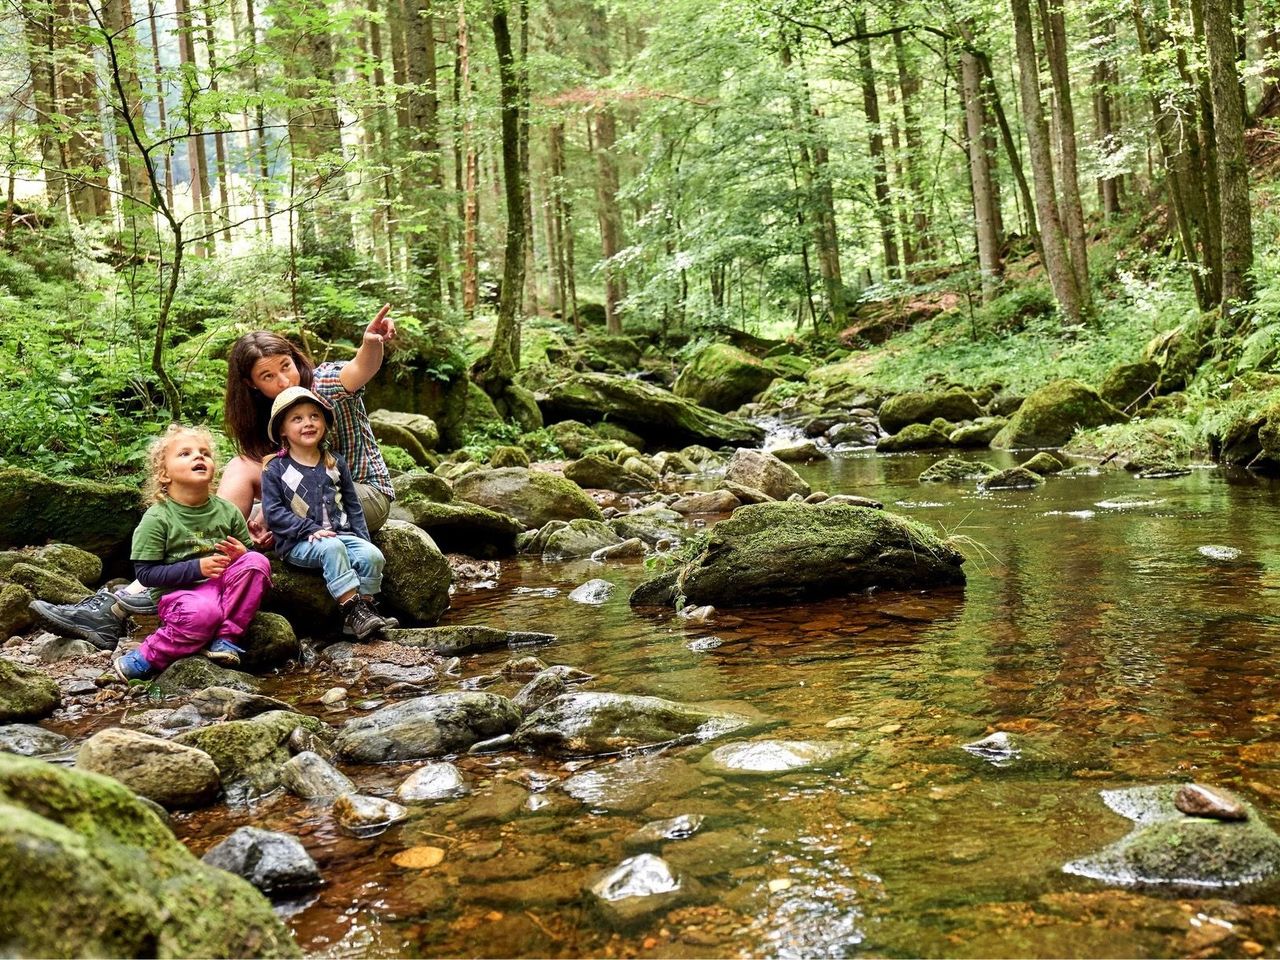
[164, 451, 1280, 956]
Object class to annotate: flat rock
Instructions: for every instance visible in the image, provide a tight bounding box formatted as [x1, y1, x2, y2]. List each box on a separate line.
[0, 723, 70, 757]
[697, 739, 861, 777]
[336, 692, 522, 763]
[389, 626, 556, 656]
[333, 793, 408, 835]
[569, 579, 615, 604]
[562, 755, 703, 813]
[623, 814, 706, 851]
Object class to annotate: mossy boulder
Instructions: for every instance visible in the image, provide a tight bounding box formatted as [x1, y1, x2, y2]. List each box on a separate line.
[490, 444, 531, 468]
[175, 710, 326, 802]
[33, 543, 102, 587]
[564, 454, 655, 493]
[1064, 785, 1280, 893]
[263, 563, 337, 636]
[585, 334, 644, 370]
[593, 421, 647, 450]
[877, 423, 952, 452]
[392, 470, 454, 505]
[241, 612, 300, 671]
[546, 419, 606, 458]
[949, 417, 1007, 448]
[535, 519, 625, 561]
[335, 692, 522, 763]
[369, 409, 439, 452]
[877, 388, 982, 434]
[389, 625, 556, 656]
[154, 657, 261, 697]
[0, 469, 141, 562]
[438, 378, 504, 449]
[979, 467, 1044, 490]
[368, 411, 432, 464]
[8, 561, 91, 604]
[652, 501, 964, 608]
[1098, 361, 1160, 412]
[75, 728, 221, 810]
[0, 754, 299, 957]
[0, 657, 60, 722]
[513, 692, 756, 758]
[392, 499, 523, 556]
[537, 372, 765, 447]
[0, 582, 34, 637]
[374, 520, 451, 625]
[454, 467, 603, 529]
[673, 343, 778, 412]
[1021, 452, 1067, 475]
[991, 379, 1126, 449]
[919, 457, 998, 483]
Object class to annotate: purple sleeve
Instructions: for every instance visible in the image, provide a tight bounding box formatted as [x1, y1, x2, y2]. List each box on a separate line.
[135, 558, 203, 588]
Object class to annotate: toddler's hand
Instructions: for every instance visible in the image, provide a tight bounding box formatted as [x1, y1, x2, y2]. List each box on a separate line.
[247, 515, 274, 548]
[200, 555, 232, 579]
[364, 303, 396, 345]
[216, 536, 247, 561]
[309, 529, 337, 541]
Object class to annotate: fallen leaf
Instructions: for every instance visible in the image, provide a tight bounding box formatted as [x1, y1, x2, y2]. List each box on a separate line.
[393, 846, 446, 869]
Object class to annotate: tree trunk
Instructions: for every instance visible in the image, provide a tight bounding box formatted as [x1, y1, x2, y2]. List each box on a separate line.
[594, 106, 625, 333]
[1092, 15, 1121, 216]
[401, 0, 444, 315]
[99, 0, 151, 214]
[853, 11, 899, 280]
[243, 0, 272, 238]
[473, 0, 525, 390]
[518, 0, 540, 317]
[1010, 0, 1084, 324]
[201, 7, 232, 243]
[56, 0, 111, 220]
[892, 29, 930, 259]
[457, 2, 478, 320]
[1200, 0, 1254, 311]
[21, 3, 70, 217]
[174, 0, 212, 251]
[961, 48, 1002, 301]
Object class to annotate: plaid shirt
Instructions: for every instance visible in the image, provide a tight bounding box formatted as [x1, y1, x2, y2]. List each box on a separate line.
[311, 361, 394, 498]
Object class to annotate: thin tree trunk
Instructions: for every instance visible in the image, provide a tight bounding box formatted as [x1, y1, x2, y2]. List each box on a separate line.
[519, 0, 539, 317]
[99, 0, 151, 214]
[201, 7, 232, 243]
[244, 0, 272, 238]
[174, 0, 212, 252]
[962, 48, 1002, 301]
[56, 0, 111, 220]
[21, 4, 70, 217]
[145, 0, 173, 212]
[892, 29, 929, 259]
[594, 106, 625, 333]
[457, 2, 478, 320]
[402, 0, 444, 315]
[1010, 0, 1084, 324]
[1092, 15, 1121, 216]
[854, 11, 899, 280]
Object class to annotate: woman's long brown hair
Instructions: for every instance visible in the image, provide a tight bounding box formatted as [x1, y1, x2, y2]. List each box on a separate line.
[223, 332, 315, 462]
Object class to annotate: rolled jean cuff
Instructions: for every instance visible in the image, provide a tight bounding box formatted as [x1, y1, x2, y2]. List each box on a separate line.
[359, 574, 383, 595]
[325, 570, 361, 600]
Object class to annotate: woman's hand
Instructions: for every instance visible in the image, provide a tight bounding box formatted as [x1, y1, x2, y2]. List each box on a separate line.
[365, 303, 396, 345]
[199, 554, 232, 579]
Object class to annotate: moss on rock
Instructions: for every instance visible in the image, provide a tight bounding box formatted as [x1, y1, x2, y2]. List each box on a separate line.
[0, 468, 140, 560]
[374, 520, 451, 624]
[454, 467, 603, 529]
[0, 582, 35, 637]
[175, 710, 325, 801]
[877, 388, 982, 434]
[394, 499, 523, 557]
[918, 457, 998, 483]
[673, 343, 778, 412]
[991, 379, 1125, 449]
[8, 561, 92, 604]
[0, 657, 60, 721]
[876, 423, 952, 452]
[0, 754, 299, 957]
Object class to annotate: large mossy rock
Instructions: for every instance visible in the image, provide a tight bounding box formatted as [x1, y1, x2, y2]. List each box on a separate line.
[392, 470, 454, 505]
[0, 754, 299, 957]
[33, 543, 103, 587]
[374, 520, 451, 625]
[454, 467, 603, 529]
[991, 379, 1126, 449]
[175, 710, 325, 802]
[1064, 785, 1280, 893]
[1098, 361, 1160, 412]
[564, 454, 655, 493]
[0, 582, 35, 637]
[241, 612, 301, 671]
[335, 692, 522, 762]
[876, 423, 952, 452]
[438, 378, 505, 450]
[673, 343, 778, 412]
[512, 692, 756, 757]
[537, 372, 766, 448]
[392, 498, 524, 556]
[658, 501, 964, 608]
[369, 409, 439, 455]
[0, 657, 60, 722]
[0, 469, 141, 561]
[877, 388, 982, 434]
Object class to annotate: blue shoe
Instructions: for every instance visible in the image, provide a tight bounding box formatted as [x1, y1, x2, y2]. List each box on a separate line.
[113, 648, 155, 682]
[204, 638, 245, 666]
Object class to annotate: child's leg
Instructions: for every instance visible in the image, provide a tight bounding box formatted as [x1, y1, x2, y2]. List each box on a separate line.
[287, 537, 360, 601]
[338, 534, 385, 597]
[212, 552, 272, 640]
[137, 584, 222, 671]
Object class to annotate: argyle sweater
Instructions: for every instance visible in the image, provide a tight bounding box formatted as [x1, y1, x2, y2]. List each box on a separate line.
[261, 452, 371, 559]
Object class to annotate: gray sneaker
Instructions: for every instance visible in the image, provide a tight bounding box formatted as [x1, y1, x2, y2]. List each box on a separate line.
[29, 589, 124, 650]
[113, 590, 158, 617]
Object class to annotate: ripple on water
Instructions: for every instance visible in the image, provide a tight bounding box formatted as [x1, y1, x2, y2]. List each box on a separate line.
[1045, 509, 1096, 519]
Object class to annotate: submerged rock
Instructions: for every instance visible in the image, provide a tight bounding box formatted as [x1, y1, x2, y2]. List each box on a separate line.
[390, 625, 556, 656]
[643, 501, 964, 608]
[336, 692, 522, 762]
[0, 754, 298, 957]
[202, 827, 322, 896]
[562, 755, 703, 813]
[280, 751, 354, 800]
[0, 723, 70, 757]
[396, 761, 470, 802]
[961, 732, 1020, 766]
[513, 692, 756, 757]
[569, 579, 616, 604]
[587, 854, 691, 928]
[919, 457, 998, 483]
[333, 793, 408, 835]
[624, 814, 706, 850]
[1063, 785, 1280, 893]
[698, 739, 861, 777]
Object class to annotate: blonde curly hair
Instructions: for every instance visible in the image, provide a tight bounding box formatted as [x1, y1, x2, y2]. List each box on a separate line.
[141, 424, 219, 505]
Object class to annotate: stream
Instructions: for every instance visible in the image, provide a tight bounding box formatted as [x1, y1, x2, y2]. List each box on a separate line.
[47, 448, 1280, 957]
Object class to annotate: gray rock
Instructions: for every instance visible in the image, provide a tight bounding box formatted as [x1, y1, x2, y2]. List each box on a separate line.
[391, 470, 453, 505]
[280, 751, 354, 800]
[587, 854, 690, 928]
[0, 723, 70, 757]
[697, 739, 861, 777]
[563, 755, 703, 813]
[201, 826, 322, 895]
[454, 467, 603, 528]
[608, 509, 686, 547]
[668, 490, 741, 514]
[374, 520, 452, 625]
[563, 455, 654, 493]
[76, 728, 220, 809]
[723, 448, 811, 500]
[29, 635, 99, 662]
[513, 671, 568, 715]
[979, 467, 1044, 490]
[1063, 785, 1280, 893]
[720, 480, 774, 504]
[768, 440, 826, 463]
[389, 625, 556, 656]
[591, 537, 648, 561]
[175, 710, 324, 802]
[396, 761, 469, 802]
[336, 692, 522, 762]
[541, 519, 624, 561]
[154, 657, 260, 697]
[1175, 784, 1247, 821]
[514, 692, 756, 757]
[569, 579, 615, 604]
[187, 687, 294, 721]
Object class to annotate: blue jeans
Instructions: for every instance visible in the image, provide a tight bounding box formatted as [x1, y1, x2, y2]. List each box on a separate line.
[287, 534, 384, 600]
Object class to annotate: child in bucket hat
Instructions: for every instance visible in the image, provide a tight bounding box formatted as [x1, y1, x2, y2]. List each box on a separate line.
[260, 387, 397, 640]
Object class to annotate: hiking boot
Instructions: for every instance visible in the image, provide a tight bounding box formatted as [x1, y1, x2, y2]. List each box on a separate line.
[29, 589, 124, 650]
[363, 597, 399, 632]
[342, 597, 388, 642]
[204, 637, 245, 667]
[114, 648, 156, 682]
[114, 589, 159, 617]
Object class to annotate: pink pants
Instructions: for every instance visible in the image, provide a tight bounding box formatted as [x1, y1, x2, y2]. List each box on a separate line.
[138, 552, 272, 670]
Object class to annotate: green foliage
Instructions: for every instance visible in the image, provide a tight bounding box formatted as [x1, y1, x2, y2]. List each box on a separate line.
[460, 420, 564, 463]
[379, 445, 418, 472]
